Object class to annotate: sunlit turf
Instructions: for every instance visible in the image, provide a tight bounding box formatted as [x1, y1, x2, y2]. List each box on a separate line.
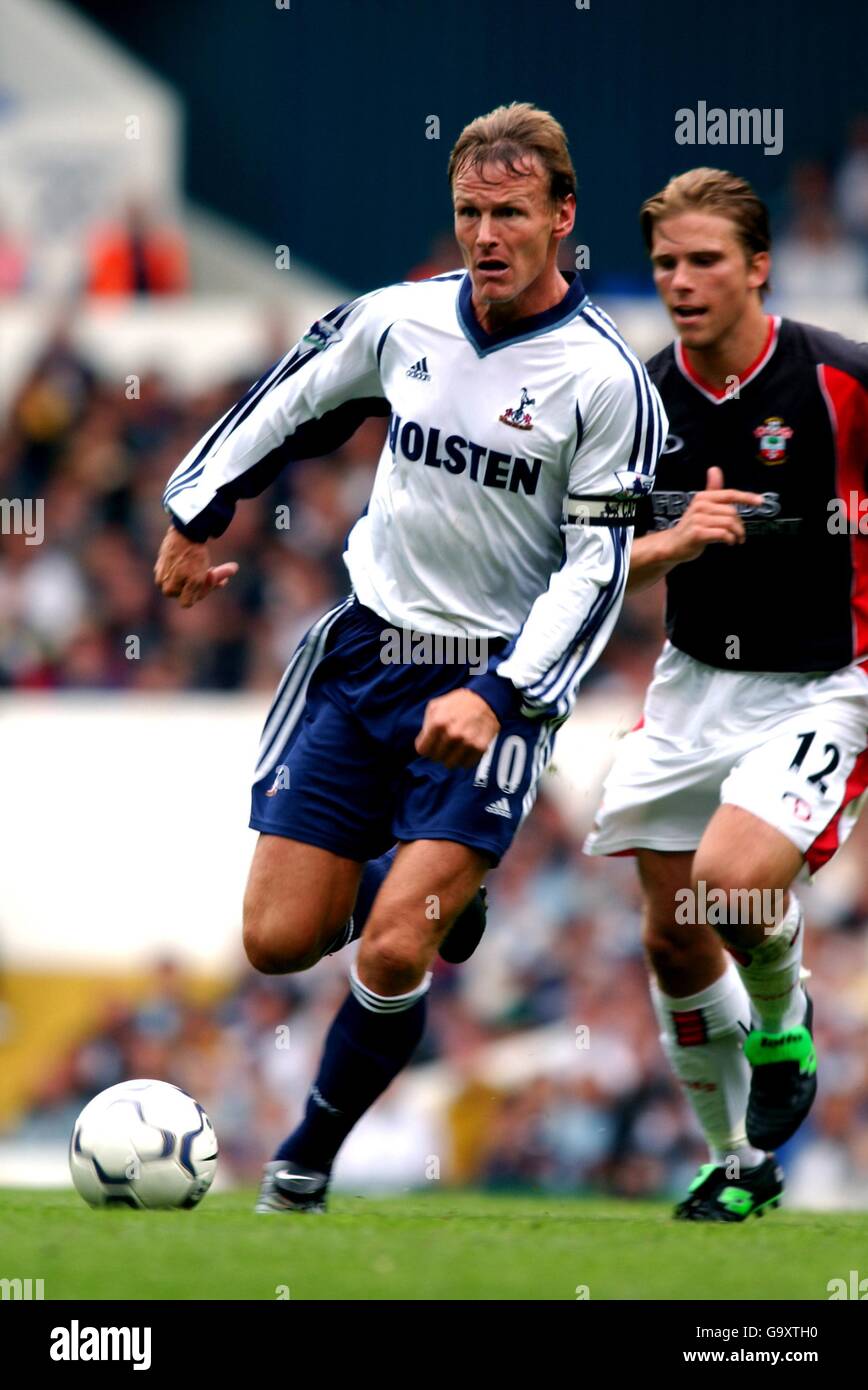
[2, 1188, 864, 1300]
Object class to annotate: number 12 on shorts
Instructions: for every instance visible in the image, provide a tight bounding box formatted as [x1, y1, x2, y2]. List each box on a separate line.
[789, 731, 841, 795]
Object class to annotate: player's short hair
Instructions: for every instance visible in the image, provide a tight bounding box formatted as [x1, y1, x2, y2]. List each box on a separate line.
[640, 168, 772, 295]
[448, 102, 576, 204]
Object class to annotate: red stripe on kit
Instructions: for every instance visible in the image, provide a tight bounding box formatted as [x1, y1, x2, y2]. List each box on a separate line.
[818, 363, 868, 659]
[806, 744, 868, 872]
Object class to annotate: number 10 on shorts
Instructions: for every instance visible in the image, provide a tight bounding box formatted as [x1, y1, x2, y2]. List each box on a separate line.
[474, 734, 528, 793]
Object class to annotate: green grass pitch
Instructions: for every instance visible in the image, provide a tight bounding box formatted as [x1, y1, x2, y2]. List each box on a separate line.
[3, 1189, 866, 1300]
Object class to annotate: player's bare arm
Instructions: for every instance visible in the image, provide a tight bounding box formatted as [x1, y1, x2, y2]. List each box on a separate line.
[626, 466, 764, 592]
[154, 524, 238, 608]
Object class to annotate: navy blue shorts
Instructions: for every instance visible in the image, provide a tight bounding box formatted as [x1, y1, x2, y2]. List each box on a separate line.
[250, 598, 560, 864]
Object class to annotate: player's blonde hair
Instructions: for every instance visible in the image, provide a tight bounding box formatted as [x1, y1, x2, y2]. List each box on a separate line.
[448, 102, 576, 204]
[640, 168, 771, 295]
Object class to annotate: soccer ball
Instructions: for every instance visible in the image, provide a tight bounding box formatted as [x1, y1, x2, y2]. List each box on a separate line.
[69, 1079, 218, 1209]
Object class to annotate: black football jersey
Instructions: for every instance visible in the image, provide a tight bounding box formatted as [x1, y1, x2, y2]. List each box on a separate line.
[638, 317, 868, 672]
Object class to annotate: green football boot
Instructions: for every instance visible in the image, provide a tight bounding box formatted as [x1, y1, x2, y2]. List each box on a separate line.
[744, 994, 817, 1149]
[674, 1157, 784, 1222]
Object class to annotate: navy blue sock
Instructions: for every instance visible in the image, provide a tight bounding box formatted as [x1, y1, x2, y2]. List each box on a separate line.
[326, 846, 397, 954]
[274, 989, 426, 1172]
[274, 973, 428, 1173]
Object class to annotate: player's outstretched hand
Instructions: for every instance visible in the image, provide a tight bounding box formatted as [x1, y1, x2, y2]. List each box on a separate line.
[154, 525, 239, 608]
[415, 689, 500, 770]
[669, 466, 765, 563]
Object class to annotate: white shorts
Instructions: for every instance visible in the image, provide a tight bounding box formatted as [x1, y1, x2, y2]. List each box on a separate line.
[584, 642, 868, 872]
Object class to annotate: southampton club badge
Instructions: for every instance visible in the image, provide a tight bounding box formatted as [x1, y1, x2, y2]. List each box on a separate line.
[753, 416, 793, 464]
[499, 386, 535, 430]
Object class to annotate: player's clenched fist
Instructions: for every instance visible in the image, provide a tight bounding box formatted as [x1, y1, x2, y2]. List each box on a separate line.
[154, 525, 238, 608]
[415, 688, 500, 769]
[668, 466, 765, 562]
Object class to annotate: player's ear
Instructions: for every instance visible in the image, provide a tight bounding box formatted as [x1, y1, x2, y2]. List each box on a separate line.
[747, 250, 770, 292]
[552, 193, 576, 240]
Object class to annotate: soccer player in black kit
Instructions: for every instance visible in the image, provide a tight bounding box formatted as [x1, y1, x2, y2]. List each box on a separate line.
[586, 169, 868, 1220]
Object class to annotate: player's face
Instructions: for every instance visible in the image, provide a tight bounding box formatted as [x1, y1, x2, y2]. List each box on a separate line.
[452, 158, 574, 309]
[650, 212, 770, 350]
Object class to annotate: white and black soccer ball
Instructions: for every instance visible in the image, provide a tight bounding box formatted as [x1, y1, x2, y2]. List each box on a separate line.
[69, 1079, 218, 1209]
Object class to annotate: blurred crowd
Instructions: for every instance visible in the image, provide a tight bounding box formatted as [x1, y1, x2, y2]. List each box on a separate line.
[0, 200, 189, 299]
[0, 316, 388, 695]
[769, 123, 868, 303]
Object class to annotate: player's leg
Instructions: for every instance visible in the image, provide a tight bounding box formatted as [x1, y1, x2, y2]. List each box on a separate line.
[691, 805, 815, 1150]
[689, 667, 868, 1149]
[324, 844, 489, 963]
[242, 834, 363, 973]
[259, 686, 549, 1212]
[257, 838, 489, 1212]
[246, 601, 408, 968]
[585, 644, 786, 1218]
[638, 848, 780, 1220]
[249, 598, 488, 972]
[692, 804, 806, 1022]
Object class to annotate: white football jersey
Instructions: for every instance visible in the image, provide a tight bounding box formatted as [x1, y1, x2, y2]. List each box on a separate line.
[163, 271, 666, 720]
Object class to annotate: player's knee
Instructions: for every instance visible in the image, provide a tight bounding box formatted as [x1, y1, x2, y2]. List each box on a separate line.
[689, 861, 754, 945]
[357, 921, 429, 993]
[643, 911, 726, 996]
[644, 915, 702, 977]
[242, 903, 321, 975]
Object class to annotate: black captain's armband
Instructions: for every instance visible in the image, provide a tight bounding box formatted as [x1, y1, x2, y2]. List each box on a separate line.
[563, 492, 642, 527]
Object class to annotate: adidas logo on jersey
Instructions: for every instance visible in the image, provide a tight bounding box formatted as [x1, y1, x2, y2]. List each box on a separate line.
[484, 796, 512, 819]
[406, 356, 431, 381]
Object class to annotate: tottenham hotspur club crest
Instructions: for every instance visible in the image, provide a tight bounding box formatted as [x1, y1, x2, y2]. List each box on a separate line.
[499, 386, 535, 430]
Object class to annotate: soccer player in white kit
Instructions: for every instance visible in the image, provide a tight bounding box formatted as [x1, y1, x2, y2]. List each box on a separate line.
[586, 168, 868, 1220]
[154, 103, 666, 1210]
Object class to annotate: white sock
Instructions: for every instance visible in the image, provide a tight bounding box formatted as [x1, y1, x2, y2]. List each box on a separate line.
[651, 959, 766, 1169]
[732, 892, 807, 1032]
